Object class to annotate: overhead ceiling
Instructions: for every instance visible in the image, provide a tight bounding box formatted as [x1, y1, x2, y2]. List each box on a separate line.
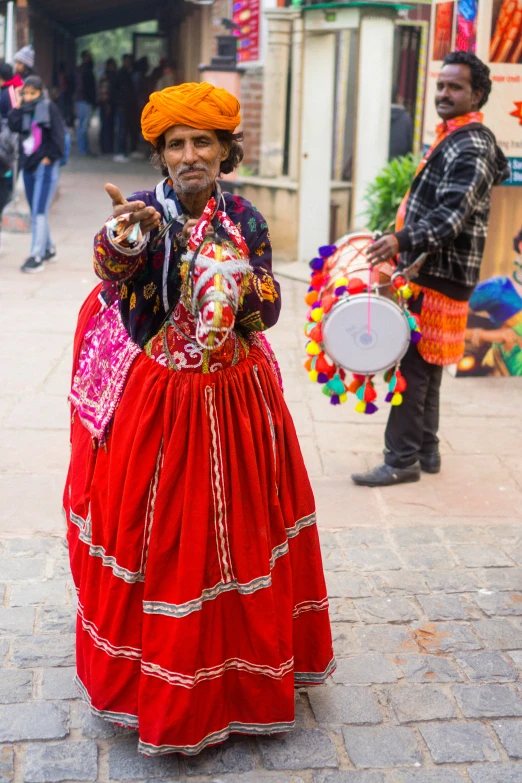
[28, 0, 171, 37]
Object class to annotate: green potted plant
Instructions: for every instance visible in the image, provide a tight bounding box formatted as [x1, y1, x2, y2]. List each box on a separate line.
[364, 153, 420, 233]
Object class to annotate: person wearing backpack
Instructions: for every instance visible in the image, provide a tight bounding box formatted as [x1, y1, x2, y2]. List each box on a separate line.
[0, 62, 20, 244]
[8, 75, 65, 273]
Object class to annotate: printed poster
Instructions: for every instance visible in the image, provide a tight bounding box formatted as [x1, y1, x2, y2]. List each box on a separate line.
[456, 251, 522, 376]
[233, 0, 260, 62]
[457, 0, 478, 52]
[424, 0, 522, 184]
[433, 2, 456, 60]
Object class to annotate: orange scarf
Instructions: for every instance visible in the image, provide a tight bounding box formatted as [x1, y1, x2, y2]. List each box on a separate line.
[395, 111, 484, 232]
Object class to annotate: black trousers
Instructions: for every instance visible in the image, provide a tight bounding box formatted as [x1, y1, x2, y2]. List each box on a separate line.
[0, 176, 13, 214]
[100, 107, 115, 155]
[384, 340, 443, 469]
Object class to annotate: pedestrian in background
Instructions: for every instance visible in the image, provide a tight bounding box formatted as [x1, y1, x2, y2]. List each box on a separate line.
[389, 86, 413, 160]
[0, 62, 19, 245]
[98, 58, 117, 155]
[13, 45, 35, 82]
[0, 61, 23, 111]
[129, 56, 149, 159]
[56, 61, 74, 128]
[8, 75, 65, 273]
[133, 56, 149, 112]
[74, 50, 96, 156]
[155, 60, 177, 91]
[113, 54, 136, 163]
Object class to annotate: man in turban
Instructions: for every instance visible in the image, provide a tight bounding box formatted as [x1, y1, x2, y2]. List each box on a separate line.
[63, 83, 334, 758]
[94, 81, 279, 344]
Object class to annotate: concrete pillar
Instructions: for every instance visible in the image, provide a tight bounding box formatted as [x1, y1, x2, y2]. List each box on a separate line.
[199, 6, 214, 70]
[332, 30, 350, 181]
[5, 2, 14, 63]
[297, 31, 336, 263]
[15, 0, 29, 50]
[352, 11, 395, 227]
[261, 0, 278, 64]
[259, 10, 293, 178]
[288, 13, 303, 181]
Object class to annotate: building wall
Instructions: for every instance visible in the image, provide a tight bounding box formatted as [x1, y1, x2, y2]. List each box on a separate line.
[237, 180, 298, 261]
[177, 5, 204, 83]
[227, 180, 351, 261]
[201, 0, 264, 173]
[25, 6, 75, 91]
[30, 11, 54, 87]
[240, 68, 263, 173]
[209, 0, 231, 57]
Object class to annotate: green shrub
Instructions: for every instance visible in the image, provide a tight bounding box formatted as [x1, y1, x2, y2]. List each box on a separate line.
[364, 153, 420, 233]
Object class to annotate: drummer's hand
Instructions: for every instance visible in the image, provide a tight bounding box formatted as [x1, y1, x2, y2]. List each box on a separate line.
[367, 234, 399, 264]
[105, 183, 161, 234]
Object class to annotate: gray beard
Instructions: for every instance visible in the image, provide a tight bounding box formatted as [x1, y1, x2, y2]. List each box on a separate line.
[169, 159, 221, 196]
[173, 175, 213, 195]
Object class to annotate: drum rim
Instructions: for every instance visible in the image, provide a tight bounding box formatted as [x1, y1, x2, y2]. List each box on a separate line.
[322, 293, 411, 374]
[334, 231, 374, 247]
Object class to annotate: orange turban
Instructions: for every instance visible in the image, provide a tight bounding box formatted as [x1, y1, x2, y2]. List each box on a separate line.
[141, 82, 241, 145]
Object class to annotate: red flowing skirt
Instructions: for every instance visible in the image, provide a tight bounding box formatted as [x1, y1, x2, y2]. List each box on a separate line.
[64, 287, 335, 756]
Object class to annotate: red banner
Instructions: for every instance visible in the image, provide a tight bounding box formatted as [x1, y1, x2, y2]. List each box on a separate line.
[233, 0, 260, 62]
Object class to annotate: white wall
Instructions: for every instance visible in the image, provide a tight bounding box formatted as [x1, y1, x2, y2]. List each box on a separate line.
[297, 31, 336, 262]
[352, 13, 395, 227]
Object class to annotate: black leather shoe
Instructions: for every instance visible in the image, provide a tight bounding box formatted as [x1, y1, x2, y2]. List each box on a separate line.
[419, 452, 441, 474]
[351, 462, 421, 487]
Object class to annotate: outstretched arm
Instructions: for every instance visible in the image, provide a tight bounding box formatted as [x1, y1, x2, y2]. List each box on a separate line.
[368, 150, 497, 263]
[93, 183, 162, 282]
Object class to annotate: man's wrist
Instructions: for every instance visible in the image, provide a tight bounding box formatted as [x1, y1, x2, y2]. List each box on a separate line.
[394, 228, 412, 253]
[104, 219, 147, 257]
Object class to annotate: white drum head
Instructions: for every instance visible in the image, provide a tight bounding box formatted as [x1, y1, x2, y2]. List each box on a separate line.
[322, 294, 411, 374]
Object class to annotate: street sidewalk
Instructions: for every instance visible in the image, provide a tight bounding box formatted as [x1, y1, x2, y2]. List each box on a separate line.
[1, 159, 522, 782]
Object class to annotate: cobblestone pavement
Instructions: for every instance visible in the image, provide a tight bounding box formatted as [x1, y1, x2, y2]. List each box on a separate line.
[1, 160, 522, 782]
[4, 526, 522, 783]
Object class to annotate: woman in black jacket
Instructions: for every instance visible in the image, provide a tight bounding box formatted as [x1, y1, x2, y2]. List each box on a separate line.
[0, 62, 18, 236]
[8, 75, 65, 273]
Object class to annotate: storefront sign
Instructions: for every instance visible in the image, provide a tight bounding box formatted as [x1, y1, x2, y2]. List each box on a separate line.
[424, 0, 522, 184]
[233, 0, 260, 62]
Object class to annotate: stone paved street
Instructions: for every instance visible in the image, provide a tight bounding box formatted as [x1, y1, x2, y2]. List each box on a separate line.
[1, 159, 522, 782]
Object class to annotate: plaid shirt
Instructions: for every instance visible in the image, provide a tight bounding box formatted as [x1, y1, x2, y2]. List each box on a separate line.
[395, 124, 509, 295]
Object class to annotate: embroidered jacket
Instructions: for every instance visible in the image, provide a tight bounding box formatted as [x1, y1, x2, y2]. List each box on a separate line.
[395, 124, 509, 300]
[93, 182, 281, 347]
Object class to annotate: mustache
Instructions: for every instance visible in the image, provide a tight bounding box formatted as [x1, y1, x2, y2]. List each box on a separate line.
[176, 165, 208, 175]
[436, 99, 454, 106]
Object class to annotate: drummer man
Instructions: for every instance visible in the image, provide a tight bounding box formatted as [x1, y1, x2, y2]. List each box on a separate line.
[352, 51, 509, 487]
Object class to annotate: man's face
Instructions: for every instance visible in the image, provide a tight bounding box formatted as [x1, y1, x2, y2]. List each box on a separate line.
[435, 64, 482, 121]
[162, 125, 230, 197]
